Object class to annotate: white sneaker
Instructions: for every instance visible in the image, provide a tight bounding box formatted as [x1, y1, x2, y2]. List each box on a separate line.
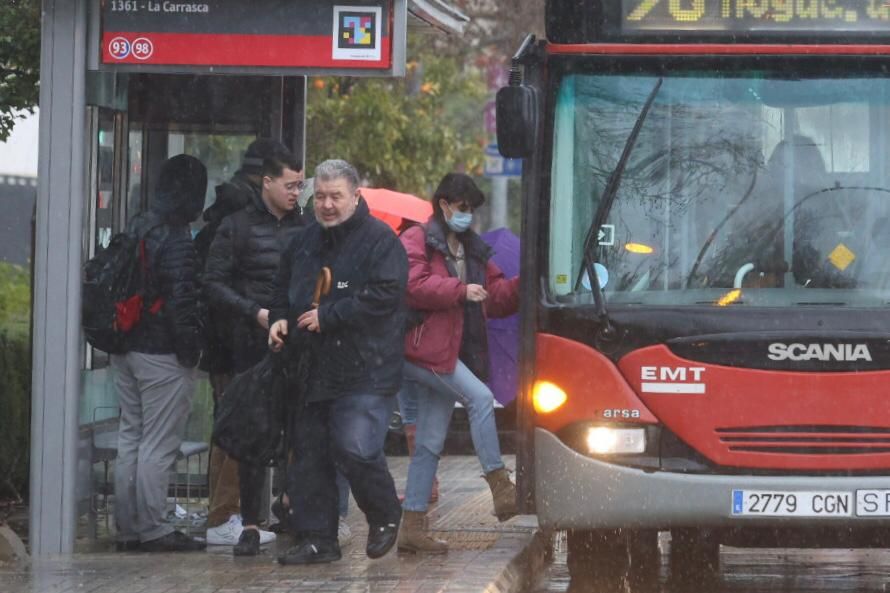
[338, 517, 353, 546]
[205, 514, 243, 546]
[257, 528, 276, 545]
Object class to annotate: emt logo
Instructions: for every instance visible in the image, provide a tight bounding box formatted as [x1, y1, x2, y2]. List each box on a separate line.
[640, 366, 707, 394]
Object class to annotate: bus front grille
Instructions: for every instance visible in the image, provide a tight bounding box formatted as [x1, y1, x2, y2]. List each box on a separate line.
[716, 426, 890, 455]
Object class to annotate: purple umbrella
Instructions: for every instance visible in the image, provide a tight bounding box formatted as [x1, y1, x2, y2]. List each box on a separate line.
[482, 228, 520, 406]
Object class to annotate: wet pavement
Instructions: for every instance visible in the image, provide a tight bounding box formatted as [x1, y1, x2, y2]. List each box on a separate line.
[0, 456, 542, 593]
[533, 532, 890, 593]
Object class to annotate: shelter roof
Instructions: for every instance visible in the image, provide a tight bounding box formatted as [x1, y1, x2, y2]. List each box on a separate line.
[408, 0, 470, 35]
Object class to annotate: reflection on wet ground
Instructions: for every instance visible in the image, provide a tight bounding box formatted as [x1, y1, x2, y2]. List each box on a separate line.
[535, 533, 890, 593]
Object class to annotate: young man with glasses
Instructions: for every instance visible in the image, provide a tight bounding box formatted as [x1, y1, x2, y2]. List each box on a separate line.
[197, 139, 302, 548]
[203, 142, 306, 555]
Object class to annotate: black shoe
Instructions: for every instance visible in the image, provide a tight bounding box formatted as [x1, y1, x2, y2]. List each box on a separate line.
[277, 540, 341, 565]
[115, 540, 140, 552]
[366, 522, 399, 559]
[141, 530, 207, 552]
[268, 521, 289, 534]
[233, 529, 260, 557]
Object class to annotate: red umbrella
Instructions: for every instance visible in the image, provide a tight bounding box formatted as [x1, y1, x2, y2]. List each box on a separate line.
[361, 187, 432, 231]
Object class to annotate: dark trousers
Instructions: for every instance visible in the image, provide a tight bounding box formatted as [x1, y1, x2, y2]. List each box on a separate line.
[239, 462, 266, 526]
[234, 340, 270, 528]
[207, 373, 240, 527]
[289, 393, 399, 543]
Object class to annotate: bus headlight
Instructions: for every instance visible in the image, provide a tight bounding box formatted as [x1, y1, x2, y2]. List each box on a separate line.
[533, 381, 567, 414]
[586, 427, 646, 455]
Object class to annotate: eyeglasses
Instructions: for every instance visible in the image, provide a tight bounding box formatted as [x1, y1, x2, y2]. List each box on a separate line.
[283, 180, 305, 192]
[267, 176, 306, 192]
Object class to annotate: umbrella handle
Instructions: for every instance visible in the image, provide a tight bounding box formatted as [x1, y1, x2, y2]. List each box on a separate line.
[311, 267, 332, 309]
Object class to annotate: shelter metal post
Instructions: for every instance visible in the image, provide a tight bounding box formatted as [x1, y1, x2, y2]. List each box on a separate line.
[30, 0, 89, 556]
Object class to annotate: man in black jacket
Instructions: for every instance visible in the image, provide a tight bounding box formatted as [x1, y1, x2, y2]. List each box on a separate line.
[112, 154, 207, 552]
[197, 138, 295, 545]
[269, 159, 408, 565]
[203, 144, 306, 555]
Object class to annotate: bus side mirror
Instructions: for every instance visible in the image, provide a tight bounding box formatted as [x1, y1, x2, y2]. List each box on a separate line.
[497, 85, 538, 159]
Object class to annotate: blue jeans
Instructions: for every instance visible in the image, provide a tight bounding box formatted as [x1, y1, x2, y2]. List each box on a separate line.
[402, 361, 505, 512]
[288, 394, 400, 543]
[397, 379, 420, 426]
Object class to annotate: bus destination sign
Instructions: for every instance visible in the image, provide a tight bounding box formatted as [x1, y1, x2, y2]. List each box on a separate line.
[100, 0, 395, 72]
[622, 0, 890, 33]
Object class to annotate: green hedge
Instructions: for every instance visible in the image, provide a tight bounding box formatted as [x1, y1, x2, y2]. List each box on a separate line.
[0, 262, 31, 500]
[0, 327, 30, 500]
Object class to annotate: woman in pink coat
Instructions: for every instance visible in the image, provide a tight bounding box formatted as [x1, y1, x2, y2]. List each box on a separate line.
[396, 173, 519, 554]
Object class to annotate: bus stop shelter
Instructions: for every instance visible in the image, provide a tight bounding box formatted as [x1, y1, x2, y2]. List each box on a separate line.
[31, 0, 467, 557]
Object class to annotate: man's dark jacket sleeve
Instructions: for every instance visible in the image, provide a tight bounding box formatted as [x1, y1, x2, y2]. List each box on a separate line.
[204, 216, 261, 320]
[269, 237, 296, 326]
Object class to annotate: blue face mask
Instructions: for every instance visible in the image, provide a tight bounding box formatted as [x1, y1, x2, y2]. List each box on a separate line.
[446, 210, 473, 233]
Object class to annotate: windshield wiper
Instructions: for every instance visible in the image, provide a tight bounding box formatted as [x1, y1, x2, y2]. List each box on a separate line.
[575, 78, 663, 330]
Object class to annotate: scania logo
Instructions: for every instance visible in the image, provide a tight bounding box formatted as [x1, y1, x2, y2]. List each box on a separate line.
[767, 343, 873, 362]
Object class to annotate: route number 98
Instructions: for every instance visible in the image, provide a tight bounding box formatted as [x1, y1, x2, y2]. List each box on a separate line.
[132, 38, 154, 60]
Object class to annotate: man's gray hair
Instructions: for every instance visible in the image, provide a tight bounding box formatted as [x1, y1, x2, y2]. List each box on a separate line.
[315, 159, 360, 193]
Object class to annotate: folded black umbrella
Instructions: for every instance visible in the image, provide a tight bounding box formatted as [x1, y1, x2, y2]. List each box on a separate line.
[212, 347, 308, 467]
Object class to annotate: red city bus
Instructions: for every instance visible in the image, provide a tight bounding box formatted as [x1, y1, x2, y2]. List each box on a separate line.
[498, 0, 890, 580]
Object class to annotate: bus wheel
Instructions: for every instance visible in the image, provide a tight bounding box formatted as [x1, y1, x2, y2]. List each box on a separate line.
[669, 528, 720, 584]
[566, 528, 659, 583]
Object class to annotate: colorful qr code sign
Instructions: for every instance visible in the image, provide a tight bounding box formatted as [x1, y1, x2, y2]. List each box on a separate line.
[333, 5, 382, 62]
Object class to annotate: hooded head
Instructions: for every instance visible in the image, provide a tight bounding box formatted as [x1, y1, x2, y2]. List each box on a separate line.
[241, 138, 291, 177]
[152, 154, 208, 224]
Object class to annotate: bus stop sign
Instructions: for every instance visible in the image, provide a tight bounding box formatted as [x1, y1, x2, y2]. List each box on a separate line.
[484, 143, 522, 178]
[99, 0, 406, 76]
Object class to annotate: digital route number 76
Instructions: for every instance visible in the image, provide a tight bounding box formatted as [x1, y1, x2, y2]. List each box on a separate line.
[626, 0, 710, 22]
[627, 0, 890, 22]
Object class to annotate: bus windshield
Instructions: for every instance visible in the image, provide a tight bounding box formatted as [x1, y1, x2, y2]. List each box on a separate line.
[550, 71, 890, 308]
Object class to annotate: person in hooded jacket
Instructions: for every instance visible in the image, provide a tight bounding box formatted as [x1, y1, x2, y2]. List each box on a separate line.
[112, 154, 207, 553]
[196, 138, 296, 547]
[203, 144, 306, 555]
[397, 173, 520, 554]
[269, 159, 407, 565]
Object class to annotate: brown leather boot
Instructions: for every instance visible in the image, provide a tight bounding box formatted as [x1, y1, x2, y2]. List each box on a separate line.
[397, 510, 448, 554]
[484, 468, 518, 522]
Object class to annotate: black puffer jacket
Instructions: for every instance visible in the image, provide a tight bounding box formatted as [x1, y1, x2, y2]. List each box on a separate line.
[203, 190, 306, 372]
[194, 172, 260, 374]
[125, 154, 207, 368]
[270, 199, 408, 401]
